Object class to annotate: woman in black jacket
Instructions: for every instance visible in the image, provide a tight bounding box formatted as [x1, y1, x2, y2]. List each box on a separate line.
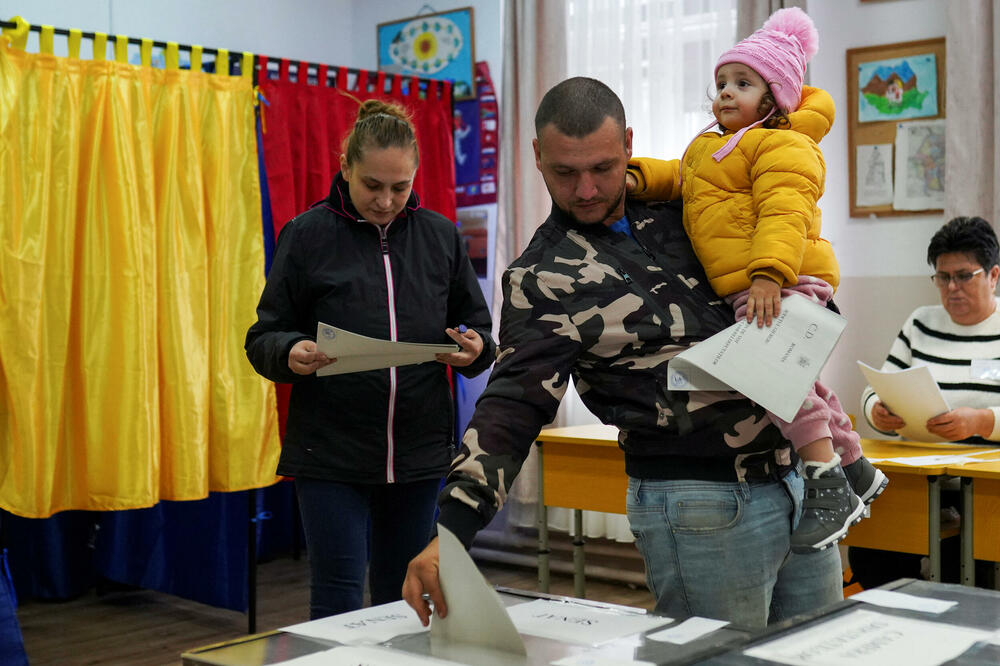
[245, 99, 494, 619]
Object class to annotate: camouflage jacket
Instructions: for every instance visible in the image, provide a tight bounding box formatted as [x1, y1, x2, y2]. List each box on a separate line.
[438, 199, 796, 547]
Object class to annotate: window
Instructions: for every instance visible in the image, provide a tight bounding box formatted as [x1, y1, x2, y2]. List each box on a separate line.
[565, 0, 736, 159]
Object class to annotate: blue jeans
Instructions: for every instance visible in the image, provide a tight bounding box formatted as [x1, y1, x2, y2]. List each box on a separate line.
[626, 471, 842, 630]
[295, 477, 441, 619]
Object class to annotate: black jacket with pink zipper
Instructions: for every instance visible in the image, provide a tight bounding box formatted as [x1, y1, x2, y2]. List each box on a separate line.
[245, 173, 495, 485]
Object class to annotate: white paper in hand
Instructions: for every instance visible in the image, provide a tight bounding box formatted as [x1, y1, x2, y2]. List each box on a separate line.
[857, 362, 951, 442]
[315, 323, 459, 376]
[667, 294, 846, 421]
[431, 525, 527, 655]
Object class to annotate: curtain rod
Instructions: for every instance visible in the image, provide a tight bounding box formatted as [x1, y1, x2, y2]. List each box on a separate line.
[0, 19, 441, 86]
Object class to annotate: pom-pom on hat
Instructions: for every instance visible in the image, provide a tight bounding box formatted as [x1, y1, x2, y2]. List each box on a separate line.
[715, 6, 819, 113]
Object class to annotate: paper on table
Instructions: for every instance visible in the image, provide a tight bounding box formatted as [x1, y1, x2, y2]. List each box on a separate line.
[274, 645, 454, 665]
[849, 589, 957, 614]
[315, 323, 459, 377]
[667, 293, 847, 421]
[431, 525, 526, 655]
[857, 362, 951, 442]
[867, 453, 993, 467]
[281, 599, 427, 644]
[551, 655, 656, 666]
[646, 616, 729, 644]
[742, 608, 989, 666]
[506, 599, 672, 646]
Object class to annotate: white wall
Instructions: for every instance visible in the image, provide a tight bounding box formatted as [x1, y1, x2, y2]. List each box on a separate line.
[5, 0, 357, 65]
[809, 0, 947, 279]
[807, 0, 949, 436]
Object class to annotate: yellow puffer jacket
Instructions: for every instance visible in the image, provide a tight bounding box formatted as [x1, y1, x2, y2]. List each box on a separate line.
[628, 86, 839, 297]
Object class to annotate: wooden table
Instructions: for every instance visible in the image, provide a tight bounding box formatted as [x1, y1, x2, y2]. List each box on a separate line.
[942, 451, 1000, 586]
[841, 439, 1000, 584]
[534, 426, 993, 594]
[534, 424, 623, 598]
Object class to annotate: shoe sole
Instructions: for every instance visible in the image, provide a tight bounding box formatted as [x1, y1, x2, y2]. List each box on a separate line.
[856, 468, 889, 505]
[790, 497, 867, 554]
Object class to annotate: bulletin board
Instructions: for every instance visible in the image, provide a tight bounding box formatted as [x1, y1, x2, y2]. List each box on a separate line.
[846, 38, 946, 217]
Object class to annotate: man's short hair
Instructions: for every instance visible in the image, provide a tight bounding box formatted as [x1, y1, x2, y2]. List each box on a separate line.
[927, 216, 1000, 270]
[535, 77, 626, 139]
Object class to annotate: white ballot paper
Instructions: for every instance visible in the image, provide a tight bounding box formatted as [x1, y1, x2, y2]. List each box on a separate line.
[667, 294, 846, 421]
[275, 645, 453, 665]
[867, 453, 995, 467]
[506, 599, 672, 646]
[281, 600, 426, 644]
[857, 362, 951, 442]
[551, 656, 656, 666]
[742, 608, 989, 666]
[431, 525, 527, 655]
[646, 616, 729, 644]
[850, 589, 957, 614]
[315, 323, 459, 376]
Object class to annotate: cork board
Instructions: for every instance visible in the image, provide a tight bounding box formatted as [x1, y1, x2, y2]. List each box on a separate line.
[845, 38, 946, 217]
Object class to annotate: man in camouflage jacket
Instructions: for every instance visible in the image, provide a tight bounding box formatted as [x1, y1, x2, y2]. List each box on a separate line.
[404, 77, 843, 630]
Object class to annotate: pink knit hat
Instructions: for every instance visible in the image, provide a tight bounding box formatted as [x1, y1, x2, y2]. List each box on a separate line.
[716, 7, 819, 114]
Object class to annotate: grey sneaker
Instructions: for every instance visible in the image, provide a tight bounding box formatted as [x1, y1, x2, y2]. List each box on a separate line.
[843, 456, 888, 505]
[791, 457, 865, 554]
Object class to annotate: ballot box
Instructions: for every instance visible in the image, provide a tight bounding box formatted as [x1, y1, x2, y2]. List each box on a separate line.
[181, 587, 753, 666]
[695, 578, 1000, 665]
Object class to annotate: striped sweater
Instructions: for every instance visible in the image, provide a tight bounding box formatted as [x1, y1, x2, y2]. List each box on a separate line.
[861, 301, 1000, 443]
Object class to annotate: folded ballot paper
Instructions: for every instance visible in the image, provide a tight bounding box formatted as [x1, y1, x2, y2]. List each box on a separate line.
[666, 293, 847, 421]
[857, 362, 951, 442]
[315, 323, 460, 377]
[431, 525, 527, 658]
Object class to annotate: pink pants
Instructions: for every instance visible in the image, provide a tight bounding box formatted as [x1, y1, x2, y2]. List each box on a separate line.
[726, 276, 862, 465]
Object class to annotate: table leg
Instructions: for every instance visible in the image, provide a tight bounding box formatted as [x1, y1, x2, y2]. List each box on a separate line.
[573, 509, 585, 598]
[961, 477, 974, 586]
[536, 441, 550, 593]
[928, 475, 941, 582]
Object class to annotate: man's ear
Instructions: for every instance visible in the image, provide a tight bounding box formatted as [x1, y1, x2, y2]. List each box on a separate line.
[624, 127, 633, 161]
[532, 137, 542, 171]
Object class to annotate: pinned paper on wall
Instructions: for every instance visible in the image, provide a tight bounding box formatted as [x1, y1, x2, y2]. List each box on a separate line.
[855, 144, 893, 207]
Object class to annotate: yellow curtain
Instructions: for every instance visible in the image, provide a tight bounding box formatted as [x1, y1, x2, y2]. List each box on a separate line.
[0, 35, 280, 518]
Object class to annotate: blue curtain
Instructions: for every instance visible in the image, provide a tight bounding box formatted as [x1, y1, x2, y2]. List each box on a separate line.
[1, 482, 297, 612]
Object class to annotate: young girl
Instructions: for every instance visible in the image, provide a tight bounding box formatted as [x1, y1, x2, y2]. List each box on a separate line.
[627, 7, 887, 552]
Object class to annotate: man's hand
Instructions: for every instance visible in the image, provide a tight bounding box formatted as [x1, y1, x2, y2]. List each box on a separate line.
[287, 339, 334, 375]
[402, 538, 446, 626]
[436, 327, 484, 368]
[871, 400, 906, 433]
[926, 407, 993, 441]
[746, 277, 781, 327]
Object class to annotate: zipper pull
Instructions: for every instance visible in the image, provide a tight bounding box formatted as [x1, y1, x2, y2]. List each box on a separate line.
[620, 270, 633, 284]
[378, 227, 389, 254]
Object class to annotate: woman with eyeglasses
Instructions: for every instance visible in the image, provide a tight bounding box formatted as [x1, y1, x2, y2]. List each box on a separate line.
[861, 216, 1000, 443]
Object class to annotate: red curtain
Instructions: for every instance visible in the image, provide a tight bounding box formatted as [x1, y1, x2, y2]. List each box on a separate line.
[256, 57, 456, 438]
[258, 57, 456, 237]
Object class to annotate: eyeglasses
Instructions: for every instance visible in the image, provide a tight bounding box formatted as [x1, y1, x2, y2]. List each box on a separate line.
[930, 267, 985, 287]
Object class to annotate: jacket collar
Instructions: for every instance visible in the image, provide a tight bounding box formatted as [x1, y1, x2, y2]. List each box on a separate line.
[314, 171, 422, 223]
[547, 199, 646, 237]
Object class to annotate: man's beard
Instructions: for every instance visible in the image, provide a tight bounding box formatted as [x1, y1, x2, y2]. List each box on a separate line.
[566, 184, 625, 226]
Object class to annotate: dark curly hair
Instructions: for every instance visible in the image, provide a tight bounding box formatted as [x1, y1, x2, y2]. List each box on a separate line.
[926, 216, 999, 270]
